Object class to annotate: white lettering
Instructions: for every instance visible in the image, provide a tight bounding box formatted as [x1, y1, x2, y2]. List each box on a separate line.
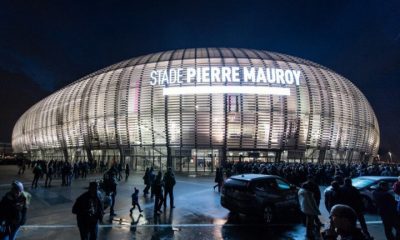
[161, 70, 169, 85]
[187, 68, 196, 83]
[293, 70, 301, 85]
[256, 67, 266, 83]
[266, 68, 275, 83]
[210, 67, 221, 82]
[202, 67, 210, 82]
[275, 69, 285, 84]
[284, 70, 294, 85]
[243, 67, 255, 82]
[177, 68, 183, 84]
[232, 67, 240, 82]
[196, 68, 202, 83]
[150, 70, 158, 85]
[150, 67, 301, 86]
[221, 67, 231, 82]
[169, 69, 176, 84]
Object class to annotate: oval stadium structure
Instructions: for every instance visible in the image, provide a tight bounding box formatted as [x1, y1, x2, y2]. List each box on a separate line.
[12, 48, 380, 172]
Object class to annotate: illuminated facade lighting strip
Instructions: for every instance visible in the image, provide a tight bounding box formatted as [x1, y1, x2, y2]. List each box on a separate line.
[163, 86, 291, 96]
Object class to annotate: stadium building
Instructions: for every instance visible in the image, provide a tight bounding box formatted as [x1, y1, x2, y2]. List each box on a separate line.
[12, 48, 380, 172]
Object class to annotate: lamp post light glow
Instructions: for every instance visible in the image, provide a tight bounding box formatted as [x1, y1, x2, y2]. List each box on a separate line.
[388, 151, 392, 163]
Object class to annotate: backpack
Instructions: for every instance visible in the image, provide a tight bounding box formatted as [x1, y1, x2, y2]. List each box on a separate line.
[393, 181, 400, 195]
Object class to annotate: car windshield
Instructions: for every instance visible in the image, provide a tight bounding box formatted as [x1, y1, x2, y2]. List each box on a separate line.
[352, 178, 375, 189]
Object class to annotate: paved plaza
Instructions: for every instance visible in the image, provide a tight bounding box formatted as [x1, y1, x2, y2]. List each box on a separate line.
[0, 165, 385, 239]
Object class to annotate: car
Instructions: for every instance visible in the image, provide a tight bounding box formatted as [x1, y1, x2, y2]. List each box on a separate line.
[324, 176, 398, 212]
[220, 174, 299, 224]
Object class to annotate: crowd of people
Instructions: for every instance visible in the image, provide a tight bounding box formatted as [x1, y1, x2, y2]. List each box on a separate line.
[2, 159, 400, 240]
[217, 161, 400, 239]
[15, 159, 130, 190]
[70, 164, 176, 239]
[222, 161, 400, 186]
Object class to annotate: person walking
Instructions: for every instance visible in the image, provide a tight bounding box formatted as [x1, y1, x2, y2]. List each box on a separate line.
[45, 161, 54, 188]
[163, 167, 176, 209]
[125, 164, 130, 181]
[17, 159, 25, 175]
[153, 171, 164, 215]
[72, 182, 104, 240]
[213, 168, 224, 193]
[373, 181, 400, 240]
[338, 178, 372, 239]
[149, 168, 156, 198]
[324, 181, 341, 213]
[31, 163, 42, 189]
[61, 161, 71, 186]
[298, 182, 321, 239]
[0, 181, 30, 240]
[129, 187, 143, 215]
[117, 163, 123, 181]
[143, 168, 151, 195]
[102, 170, 118, 217]
[303, 175, 323, 228]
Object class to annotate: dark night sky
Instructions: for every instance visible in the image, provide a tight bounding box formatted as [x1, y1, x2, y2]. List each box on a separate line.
[1, 1, 399, 160]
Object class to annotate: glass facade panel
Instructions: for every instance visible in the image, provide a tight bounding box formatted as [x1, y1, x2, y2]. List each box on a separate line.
[12, 48, 380, 171]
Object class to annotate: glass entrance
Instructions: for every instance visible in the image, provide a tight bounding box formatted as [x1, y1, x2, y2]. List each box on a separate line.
[226, 150, 277, 163]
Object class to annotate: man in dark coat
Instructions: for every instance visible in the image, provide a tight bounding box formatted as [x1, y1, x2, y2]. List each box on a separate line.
[163, 167, 176, 209]
[373, 181, 400, 240]
[153, 171, 164, 215]
[149, 168, 156, 198]
[102, 170, 118, 217]
[125, 164, 130, 181]
[338, 178, 372, 239]
[143, 168, 151, 195]
[72, 182, 104, 240]
[31, 163, 42, 189]
[213, 168, 224, 192]
[0, 181, 29, 240]
[324, 181, 341, 213]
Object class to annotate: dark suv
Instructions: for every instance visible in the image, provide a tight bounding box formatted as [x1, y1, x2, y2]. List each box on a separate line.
[221, 174, 299, 223]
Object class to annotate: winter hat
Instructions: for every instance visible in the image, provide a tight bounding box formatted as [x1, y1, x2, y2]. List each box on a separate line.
[12, 180, 24, 192]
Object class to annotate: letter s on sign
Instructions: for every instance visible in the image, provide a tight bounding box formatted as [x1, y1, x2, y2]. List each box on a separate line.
[150, 71, 158, 85]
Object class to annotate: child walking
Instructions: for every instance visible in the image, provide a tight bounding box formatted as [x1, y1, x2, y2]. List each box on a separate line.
[130, 187, 143, 215]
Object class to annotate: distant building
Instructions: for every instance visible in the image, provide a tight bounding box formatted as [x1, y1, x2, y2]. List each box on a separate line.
[12, 48, 380, 172]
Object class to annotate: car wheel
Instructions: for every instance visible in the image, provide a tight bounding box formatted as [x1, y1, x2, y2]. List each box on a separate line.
[263, 205, 274, 224]
[362, 196, 372, 212]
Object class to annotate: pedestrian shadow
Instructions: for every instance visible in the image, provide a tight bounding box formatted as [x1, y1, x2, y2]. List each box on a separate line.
[129, 214, 142, 233]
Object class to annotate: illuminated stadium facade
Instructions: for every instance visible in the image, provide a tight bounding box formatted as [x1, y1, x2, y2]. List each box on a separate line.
[12, 48, 380, 172]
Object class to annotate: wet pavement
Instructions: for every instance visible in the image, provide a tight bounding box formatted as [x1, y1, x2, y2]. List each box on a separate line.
[0, 165, 385, 239]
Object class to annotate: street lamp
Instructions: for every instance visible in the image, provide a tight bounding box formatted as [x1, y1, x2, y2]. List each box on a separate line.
[388, 151, 392, 163]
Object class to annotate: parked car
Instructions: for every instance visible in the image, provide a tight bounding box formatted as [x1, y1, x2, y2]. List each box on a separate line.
[220, 174, 299, 224]
[324, 176, 398, 212]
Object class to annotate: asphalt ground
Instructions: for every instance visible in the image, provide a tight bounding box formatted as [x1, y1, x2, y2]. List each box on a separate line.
[0, 165, 386, 239]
